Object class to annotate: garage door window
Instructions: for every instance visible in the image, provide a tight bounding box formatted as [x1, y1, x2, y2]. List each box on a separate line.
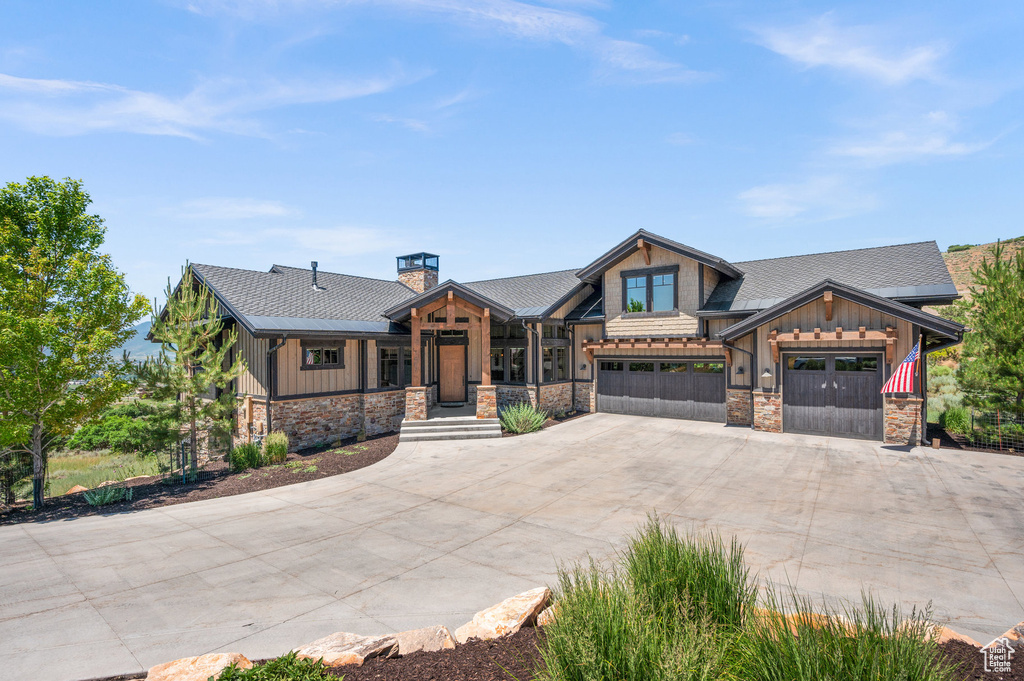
[660, 362, 687, 373]
[835, 356, 878, 372]
[787, 356, 826, 371]
[629, 362, 655, 372]
[600, 361, 623, 371]
[693, 362, 724, 373]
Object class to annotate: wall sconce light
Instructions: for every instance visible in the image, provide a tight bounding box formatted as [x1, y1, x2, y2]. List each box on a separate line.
[580, 364, 588, 371]
[736, 366, 744, 375]
[761, 368, 772, 379]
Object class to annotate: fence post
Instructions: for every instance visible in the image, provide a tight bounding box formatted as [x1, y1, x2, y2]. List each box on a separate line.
[997, 409, 1003, 451]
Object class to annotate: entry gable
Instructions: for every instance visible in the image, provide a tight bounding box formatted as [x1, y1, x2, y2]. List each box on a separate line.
[383, 280, 515, 322]
[715, 279, 964, 343]
[575, 229, 742, 283]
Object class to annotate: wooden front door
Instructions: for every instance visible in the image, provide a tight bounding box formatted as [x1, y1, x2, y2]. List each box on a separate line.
[439, 345, 466, 403]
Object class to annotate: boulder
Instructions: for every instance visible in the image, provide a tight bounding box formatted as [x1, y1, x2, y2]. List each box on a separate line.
[537, 605, 557, 627]
[294, 631, 397, 667]
[933, 625, 981, 647]
[985, 620, 1024, 648]
[97, 480, 118, 488]
[394, 625, 456, 655]
[455, 587, 551, 644]
[66, 485, 89, 495]
[146, 653, 251, 681]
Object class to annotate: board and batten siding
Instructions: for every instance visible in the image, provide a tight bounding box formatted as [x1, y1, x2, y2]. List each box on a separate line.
[275, 338, 360, 398]
[603, 246, 702, 338]
[547, 284, 595, 322]
[751, 296, 915, 389]
[236, 327, 269, 397]
[707, 317, 753, 388]
[573, 323, 602, 380]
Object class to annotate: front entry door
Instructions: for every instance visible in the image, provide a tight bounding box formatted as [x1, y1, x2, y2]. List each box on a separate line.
[439, 345, 466, 403]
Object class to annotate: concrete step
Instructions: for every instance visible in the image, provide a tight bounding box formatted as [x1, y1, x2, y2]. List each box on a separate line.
[400, 429, 503, 442]
[401, 417, 499, 429]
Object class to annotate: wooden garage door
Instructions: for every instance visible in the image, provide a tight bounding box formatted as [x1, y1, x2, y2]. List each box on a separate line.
[597, 359, 725, 423]
[782, 353, 883, 440]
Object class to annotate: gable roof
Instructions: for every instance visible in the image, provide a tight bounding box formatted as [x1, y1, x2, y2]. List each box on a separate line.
[575, 229, 742, 283]
[704, 241, 958, 314]
[190, 263, 415, 336]
[716, 278, 964, 341]
[461, 269, 584, 318]
[383, 280, 516, 321]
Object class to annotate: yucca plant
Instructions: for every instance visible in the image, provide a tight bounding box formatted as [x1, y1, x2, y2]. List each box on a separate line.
[499, 402, 548, 434]
[216, 652, 332, 680]
[82, 484, 133, 507]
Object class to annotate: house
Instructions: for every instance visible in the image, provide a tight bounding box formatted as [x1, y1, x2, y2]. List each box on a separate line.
[180, 229, 963, 448]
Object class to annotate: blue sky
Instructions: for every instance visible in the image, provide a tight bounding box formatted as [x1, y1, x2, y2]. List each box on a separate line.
[1, 1, 1021, 303]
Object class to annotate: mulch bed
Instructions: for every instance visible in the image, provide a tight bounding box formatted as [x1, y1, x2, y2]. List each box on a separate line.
[928, 424, 1024, 458]
[0, 433, 398, 526]
[939, 639, 1023, 680]
[333, 628, 545, 681]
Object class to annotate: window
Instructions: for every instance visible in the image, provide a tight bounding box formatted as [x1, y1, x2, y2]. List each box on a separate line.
[507, 324, 527, 339]
[542, 324, 568, 339]
[490, 347, 506, 382]
[509, 347, 526, 383]
[379, 346, 413, 388]
[835, 356, 878, 372]
[302, 345, 343, 370]
[621, 266, 678, 313]
[543, 347, 568, 382]
[490, 323, 507, 339]
[600, 361, 624, 371]
[661, 362, 687, 373]
[439, 329, 466, 337]
[693, 362, 724, 374]
[629, 362, 655, 372]
[787, 356, 826, 371]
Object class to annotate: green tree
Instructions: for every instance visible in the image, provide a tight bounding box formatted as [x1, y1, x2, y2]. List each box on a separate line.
[954, 242, 1024, 409]
[138, 266, 245, 470]
[0, 176, 149, 508]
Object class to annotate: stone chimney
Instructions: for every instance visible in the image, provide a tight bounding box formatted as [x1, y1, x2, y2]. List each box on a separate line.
[397, 252, 439, 293]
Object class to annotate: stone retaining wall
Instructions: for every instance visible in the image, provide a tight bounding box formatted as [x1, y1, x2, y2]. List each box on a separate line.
[496, 385, 537, 409]
[884, 396, 923, 445]
[574, 381, 595, 413]
[726, 389, 753, 427]
[365, 390, 406, 435]
[753, 390, 782, 433]
[540, 382, 573, 415]
[271, 394, 364, 450]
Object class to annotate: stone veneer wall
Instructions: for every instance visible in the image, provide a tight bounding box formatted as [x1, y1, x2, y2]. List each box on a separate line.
[364, 390, 406, 436]
[540, 382, 573, 415]
[726, 389, 753, 427]
[574, 381, 595, 413]
[883, 396, 923, 445]
[496, 385, 536, 409]
[753, 390, 782, 433]
[476, 385, 497, 419]
[271, 394, 364, 450]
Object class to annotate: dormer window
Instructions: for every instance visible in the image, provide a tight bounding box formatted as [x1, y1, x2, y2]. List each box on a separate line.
[621, 265, 678, 313]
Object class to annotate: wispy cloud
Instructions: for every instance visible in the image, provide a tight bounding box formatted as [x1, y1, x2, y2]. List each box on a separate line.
[753, 14, 943, 84]
[180, 0, 709, 85]
[371, 113, 431, 132]
[738, 176, 876, 221]
[830, 111, 995, 165]
[200, 224, 413, 256]
[0, 70, 414, 138]
[665, 132, 693, 146]
[179, 197, 297, 220]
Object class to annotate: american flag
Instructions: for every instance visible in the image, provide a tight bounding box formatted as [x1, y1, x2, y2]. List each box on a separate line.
[881, 342, 920, 394]
[305, 350, 314, 365]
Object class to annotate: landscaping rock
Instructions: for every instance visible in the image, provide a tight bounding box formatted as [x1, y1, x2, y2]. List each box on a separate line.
[294, 631, 398, 667]
[986, 620, 1024, 647]
[97, 480, 118, 488]
[146, 652, 251, 681]
[394, 625, 456, 654]
[65, 485, 88, 495]
[537, 605, 557, 627]
[934, 625, 981, 647]
[455, 587, 551, 644]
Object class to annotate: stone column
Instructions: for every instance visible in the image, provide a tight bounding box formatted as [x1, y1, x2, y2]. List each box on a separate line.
[405, 386, 427, 421]
[476, 384, 497, 419]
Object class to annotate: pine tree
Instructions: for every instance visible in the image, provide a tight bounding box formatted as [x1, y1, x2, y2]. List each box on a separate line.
[139, 266, 245, 470]
[954, 242, 1024, 410]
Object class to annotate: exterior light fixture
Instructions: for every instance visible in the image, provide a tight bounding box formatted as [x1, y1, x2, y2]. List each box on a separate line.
[761, 368, 772, 379]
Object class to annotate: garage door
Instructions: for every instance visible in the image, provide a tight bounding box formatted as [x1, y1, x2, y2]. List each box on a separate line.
[596, 359, 726, 422]
[782, 353, 883, 440]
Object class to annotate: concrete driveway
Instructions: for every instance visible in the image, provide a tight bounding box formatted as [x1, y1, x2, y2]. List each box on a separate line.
[2, 414, 1023, 681]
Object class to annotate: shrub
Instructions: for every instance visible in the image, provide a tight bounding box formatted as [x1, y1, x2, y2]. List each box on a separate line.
[499, 402, 548, 434]
[622, 516, 755, 631]
[262, 432, 289, 465]
[946, 244, 975, 253]
[216, 652, 332, 680]
[230, 442, 262, 471]
[930, 365, 952, 378]
[735, 589, 959, 681]
[82, 485, 133, 507]
[940, 407, 971, 434]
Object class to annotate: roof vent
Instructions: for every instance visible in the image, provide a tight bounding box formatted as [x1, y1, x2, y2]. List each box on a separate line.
[311, 261, 324, 291]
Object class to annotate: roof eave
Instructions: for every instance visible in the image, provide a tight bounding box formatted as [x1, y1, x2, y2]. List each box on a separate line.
[575, 229, 743, 282]
[383, 280, 516, 322]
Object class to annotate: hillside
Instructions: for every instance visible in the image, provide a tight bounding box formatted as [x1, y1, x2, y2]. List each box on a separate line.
[942, 236, 1024, 298]
[115, 321, 162, 361]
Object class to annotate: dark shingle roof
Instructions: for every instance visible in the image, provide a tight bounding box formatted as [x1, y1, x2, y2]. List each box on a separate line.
[190, 263, 416, 335]
[703, 241, 957, 313]
[463, 269, 582, 318]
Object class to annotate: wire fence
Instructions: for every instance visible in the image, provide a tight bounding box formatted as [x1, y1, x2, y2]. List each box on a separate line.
[944, 404, 1024, 454]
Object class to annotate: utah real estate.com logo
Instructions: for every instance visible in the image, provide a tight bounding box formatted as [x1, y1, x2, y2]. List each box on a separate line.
[984, 636, 1015, 674]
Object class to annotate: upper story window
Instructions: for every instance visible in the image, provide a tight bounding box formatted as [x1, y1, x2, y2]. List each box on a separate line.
[542, 324, 568, 339]
[621, 266, 678, 313]
[302, 344, 344, 371]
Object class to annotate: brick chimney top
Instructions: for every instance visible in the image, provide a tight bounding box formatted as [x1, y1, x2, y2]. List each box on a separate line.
[397, 252, 439, 293]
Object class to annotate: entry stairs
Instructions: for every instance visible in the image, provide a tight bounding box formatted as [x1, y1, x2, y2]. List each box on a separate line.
[399, 415, 502, 442]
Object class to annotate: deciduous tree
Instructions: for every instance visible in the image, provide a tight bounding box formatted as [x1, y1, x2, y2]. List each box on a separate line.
[0, 177, 148, 508]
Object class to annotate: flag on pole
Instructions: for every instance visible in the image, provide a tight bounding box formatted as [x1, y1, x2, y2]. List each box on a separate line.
[881, 342, 920, 394]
